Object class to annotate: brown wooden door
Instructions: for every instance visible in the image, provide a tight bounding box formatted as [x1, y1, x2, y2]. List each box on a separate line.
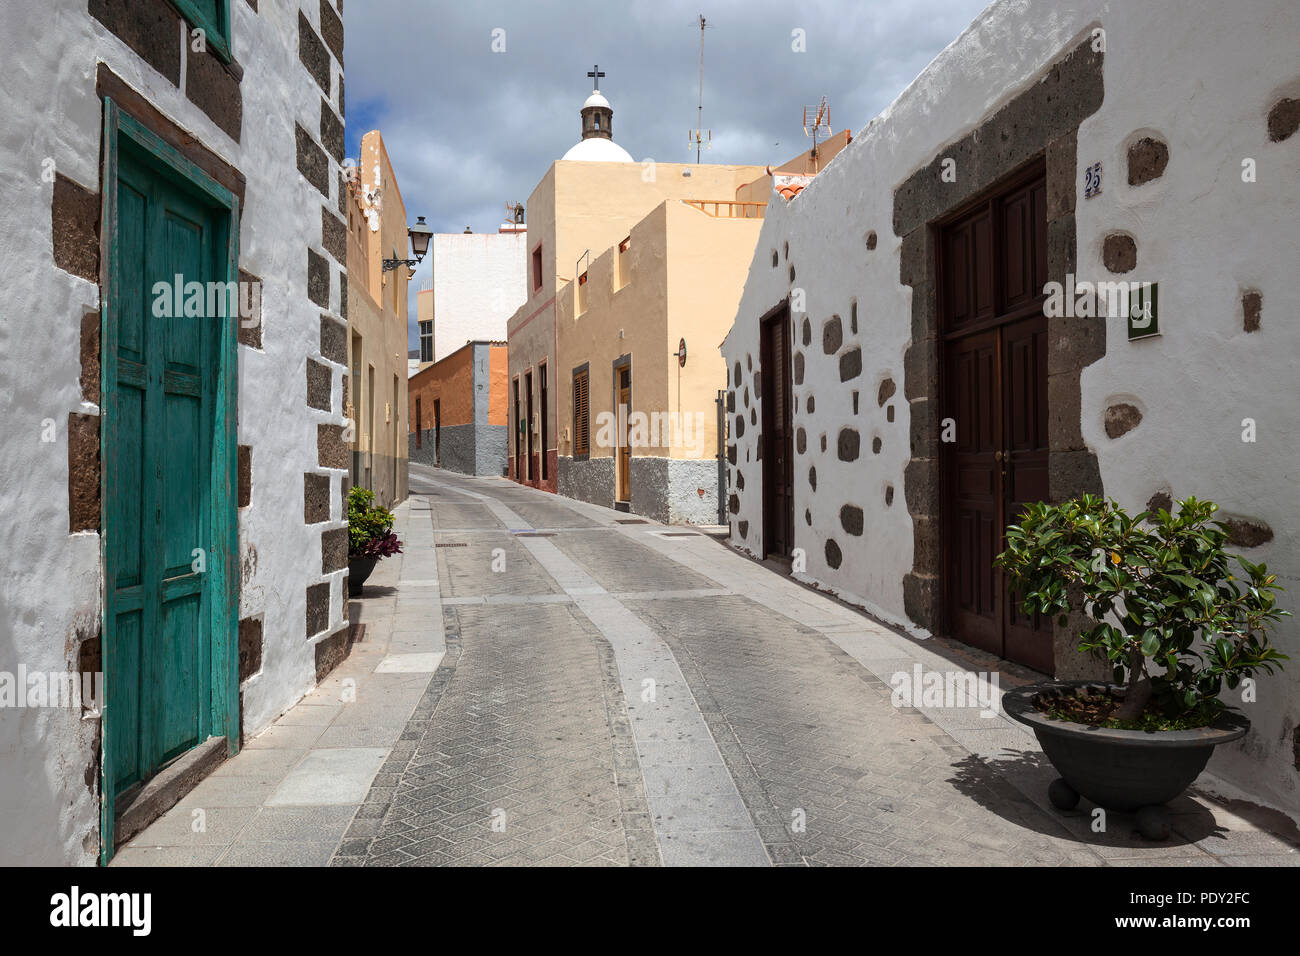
[761, 307, 794, 558]
[525, 370, 534, 481]
[513, 378, 522, 479]
[940, 163, 1052, 672]
[433, 398, 441, 467]
[616, 367, 631, 501]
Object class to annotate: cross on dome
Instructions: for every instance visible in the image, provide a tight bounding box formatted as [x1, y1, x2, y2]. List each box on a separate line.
[562, 64, 633, 162]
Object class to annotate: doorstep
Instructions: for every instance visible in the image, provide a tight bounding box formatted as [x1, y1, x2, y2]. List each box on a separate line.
[114, 735, 228, 849]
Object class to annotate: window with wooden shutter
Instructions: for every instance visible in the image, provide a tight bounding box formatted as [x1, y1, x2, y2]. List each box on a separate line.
[573, 368, 590, 456]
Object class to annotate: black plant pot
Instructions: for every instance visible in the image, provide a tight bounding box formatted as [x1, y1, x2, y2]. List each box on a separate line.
[1002, 680, 1249, 839]
[347, 554, 379, 597]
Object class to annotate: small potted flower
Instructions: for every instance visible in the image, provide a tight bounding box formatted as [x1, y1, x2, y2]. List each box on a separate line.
[995, 495, 1289, 838]
[347, 486, 403, 596]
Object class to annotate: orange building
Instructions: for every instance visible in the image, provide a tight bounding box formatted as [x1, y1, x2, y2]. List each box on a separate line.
[408, 341, 508, 475]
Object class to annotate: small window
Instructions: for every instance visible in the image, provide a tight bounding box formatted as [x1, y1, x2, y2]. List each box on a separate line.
[532, 245, 543, 293]
[594, 114, 601, 130]
[175, 0, 232, 63]
[617, 237, 630, 289]
[572, 368, 590, 456]
[419, 320, 433, 363]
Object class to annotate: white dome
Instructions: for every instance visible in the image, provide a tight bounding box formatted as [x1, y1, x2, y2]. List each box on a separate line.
[583, 90, 610, 110]
[562, 137, 634, 162]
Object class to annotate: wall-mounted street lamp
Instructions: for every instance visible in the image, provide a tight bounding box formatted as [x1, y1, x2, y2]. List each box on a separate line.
[382, 216, 433, 272]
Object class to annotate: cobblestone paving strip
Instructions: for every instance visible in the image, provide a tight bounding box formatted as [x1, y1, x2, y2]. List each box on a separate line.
[330, 608, 463, 866]
[336, 602, 656, 866]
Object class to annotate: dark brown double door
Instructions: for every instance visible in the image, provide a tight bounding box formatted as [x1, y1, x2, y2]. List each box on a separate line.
[940, 163, 1052, 672]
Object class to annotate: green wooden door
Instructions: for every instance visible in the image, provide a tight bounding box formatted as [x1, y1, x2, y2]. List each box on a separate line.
[100, 104, 240, 862]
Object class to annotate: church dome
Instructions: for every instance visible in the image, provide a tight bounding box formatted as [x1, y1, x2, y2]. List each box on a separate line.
[562, 137, 634, 162]
[564, 71, 633, 163]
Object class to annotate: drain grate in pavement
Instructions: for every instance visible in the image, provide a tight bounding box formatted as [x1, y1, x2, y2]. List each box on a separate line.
[615, 519, 648, 524]
[513, 531, 555, 537]
[657, 532, 698, 537]
[435, 542, 468, 548]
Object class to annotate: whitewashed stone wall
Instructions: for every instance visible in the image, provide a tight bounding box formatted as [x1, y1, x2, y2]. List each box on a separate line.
[722, 0, 1300, 818]
[0, 0, 352, 863]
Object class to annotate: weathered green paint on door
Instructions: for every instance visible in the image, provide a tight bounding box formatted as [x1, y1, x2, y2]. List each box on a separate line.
[100, 102, 240, 863]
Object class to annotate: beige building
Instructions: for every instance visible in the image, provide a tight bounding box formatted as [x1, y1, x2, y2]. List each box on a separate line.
[505, 79, 766, 509]
[345, 130, 411, 507]
[507, 79, 839, 523]
[556, 199, 763, 522]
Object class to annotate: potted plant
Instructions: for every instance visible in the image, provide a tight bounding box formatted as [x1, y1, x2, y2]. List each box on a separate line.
[994, 495, 1289, 838]
[347, 486, 403, 596]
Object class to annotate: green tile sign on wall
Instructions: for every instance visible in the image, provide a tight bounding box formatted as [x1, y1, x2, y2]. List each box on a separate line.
[1128, 281, 1159, 340]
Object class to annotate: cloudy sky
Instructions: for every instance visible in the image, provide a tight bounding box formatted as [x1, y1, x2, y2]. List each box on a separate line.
[342, 0, 992, 347]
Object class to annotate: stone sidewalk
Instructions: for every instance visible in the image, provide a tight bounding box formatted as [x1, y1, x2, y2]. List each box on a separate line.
[118, 463, 1300, 866]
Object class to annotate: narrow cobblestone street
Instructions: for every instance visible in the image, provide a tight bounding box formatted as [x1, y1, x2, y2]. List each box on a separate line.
[115, 463, 1298, 866]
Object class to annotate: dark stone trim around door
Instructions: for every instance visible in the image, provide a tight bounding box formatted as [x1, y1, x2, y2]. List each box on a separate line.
[893, 37, 1106, 677]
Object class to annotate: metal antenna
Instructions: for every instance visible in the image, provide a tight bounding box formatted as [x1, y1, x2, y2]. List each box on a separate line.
[802, 96, 832, 171]
[690, 15, 710, 163]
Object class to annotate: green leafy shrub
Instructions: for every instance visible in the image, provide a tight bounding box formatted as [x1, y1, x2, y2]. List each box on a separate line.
[995, 495, 1289, 724]
[347, 486, 403, 558]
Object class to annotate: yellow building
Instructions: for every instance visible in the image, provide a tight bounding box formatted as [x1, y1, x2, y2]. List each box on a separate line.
[505, 78, 766, 517]
[506, 77, 835, 523]
[345, 130, 411, 507]
[556, 199, 763, 522]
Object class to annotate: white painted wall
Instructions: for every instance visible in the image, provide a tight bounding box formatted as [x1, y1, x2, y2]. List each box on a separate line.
[0, 0, 349, 863]
[723, 0, 1300, 817]
[430, 231, 527, 362]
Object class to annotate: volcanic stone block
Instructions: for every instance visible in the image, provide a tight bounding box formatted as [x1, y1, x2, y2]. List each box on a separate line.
[840, 504, 863, 536]
[1102, 234, 1137, 274]
[305, 472, 331, 523]
[839, 347, 862, 382]
[1104, 402, 1142, 438]
[823, 315, 843, 355]
[1268, 97, 1300, 142]
[1127, 136, 1169, 186]
[305, 582, 330, 637]
[837, 428, 860, 462]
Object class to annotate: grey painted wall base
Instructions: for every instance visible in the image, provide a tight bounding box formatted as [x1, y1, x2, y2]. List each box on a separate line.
[558, 455, 719, 525]
[410, 423, 507, 477]
[559, 455, 616, 509]
[410, 422, 476, 474]
[477, 424, 508, 477]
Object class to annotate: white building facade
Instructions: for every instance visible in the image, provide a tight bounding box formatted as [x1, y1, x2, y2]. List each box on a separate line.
[426, 228, 528, 364]
[0, 0, 356, 863]
[722, 0, 1300, 819]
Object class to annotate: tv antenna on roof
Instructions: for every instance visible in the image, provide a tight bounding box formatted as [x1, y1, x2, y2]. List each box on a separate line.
[505, 201, 524, 225]
[803, 96, 832, 171]
[688, 15, 711, 163]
